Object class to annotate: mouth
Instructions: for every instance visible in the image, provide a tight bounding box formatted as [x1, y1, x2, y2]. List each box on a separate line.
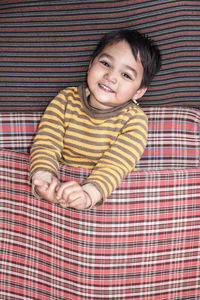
[98, 83, 114, 93]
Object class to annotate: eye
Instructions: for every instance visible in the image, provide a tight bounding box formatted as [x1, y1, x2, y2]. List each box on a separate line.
[100, 60, 110, 67]
[122, 73, 132, 80]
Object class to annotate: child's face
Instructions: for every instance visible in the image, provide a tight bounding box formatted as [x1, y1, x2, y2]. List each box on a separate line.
[87, 40, 147, 110]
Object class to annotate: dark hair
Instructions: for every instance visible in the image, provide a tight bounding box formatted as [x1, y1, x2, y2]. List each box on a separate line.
[91, 29, 161, 88]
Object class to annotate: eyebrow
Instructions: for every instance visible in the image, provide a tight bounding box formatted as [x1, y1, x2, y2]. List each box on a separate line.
[99, 53, 138, 77]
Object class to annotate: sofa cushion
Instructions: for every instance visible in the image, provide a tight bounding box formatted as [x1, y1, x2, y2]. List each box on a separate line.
[1, 149, 200, 299]
[0, 107, 199, 170]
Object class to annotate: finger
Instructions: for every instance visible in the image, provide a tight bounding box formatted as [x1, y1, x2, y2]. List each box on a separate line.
[59, 193, 90, 210]
[59, 199, 69, 208]
[58, 191, 82, 209]
[45, 177, 60, 203]
[56, 182, 70, 200]
[34, 185, 49, 199]
[58, 191, 85, 209]
[33, 178, 49, 190]
[68, 192, 91, 210]
[47, 177, 59, 193]
[67, 190, 85, 203]
[68, 197, 87, 210]
[56, 181, 79, 200]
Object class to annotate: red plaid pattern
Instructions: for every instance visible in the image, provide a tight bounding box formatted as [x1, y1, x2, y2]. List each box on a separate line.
[1, 149, 200, 299]
[140, 107, 200, 170]
[0, 111, 42, 153]
[0, 107, 199, 170]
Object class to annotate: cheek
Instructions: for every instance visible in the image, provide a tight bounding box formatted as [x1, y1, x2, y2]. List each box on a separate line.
[87, 69, 94, 87]
[115, 90, 133, 104]
[122, 80, 142, 98]
[87, 66, 98, 83]
[88, 63, 99, 75]
[118, 84, 137, 98]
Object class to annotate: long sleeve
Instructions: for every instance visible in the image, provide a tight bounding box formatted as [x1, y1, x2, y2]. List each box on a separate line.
[30, 92, 66, 179]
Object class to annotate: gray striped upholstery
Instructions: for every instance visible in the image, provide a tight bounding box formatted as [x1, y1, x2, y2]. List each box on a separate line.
[0, 0, 200, 111]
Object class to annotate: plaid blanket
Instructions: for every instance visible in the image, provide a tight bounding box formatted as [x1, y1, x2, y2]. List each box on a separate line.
[1, 149, 200, 299]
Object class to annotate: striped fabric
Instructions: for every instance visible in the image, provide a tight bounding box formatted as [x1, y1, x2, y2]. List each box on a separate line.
[1, 149, 200, 299]
[1, 106, 199, 170]
[0, 0, 200, 111]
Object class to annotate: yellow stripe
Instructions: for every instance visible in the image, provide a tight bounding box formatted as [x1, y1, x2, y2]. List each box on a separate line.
[39, 120, 65, 132]
[63, 142, 107, 153]
[118, 135, 147, 153]
[30, 160, 58, 173]
[31, 151, 59, 164]
[65, 122, 120, 137]
[101, 154, 133, 171]
[63, 132, 112, 144]
[36, 127, 64, 139]
[34, 139, 62, 150]
[45, 110, 64, 121]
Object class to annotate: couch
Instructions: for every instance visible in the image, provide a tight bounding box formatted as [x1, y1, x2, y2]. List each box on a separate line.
[1, 1, 200, 299]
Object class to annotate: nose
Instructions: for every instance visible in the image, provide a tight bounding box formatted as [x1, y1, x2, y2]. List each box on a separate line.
[104, 69, 117, 84]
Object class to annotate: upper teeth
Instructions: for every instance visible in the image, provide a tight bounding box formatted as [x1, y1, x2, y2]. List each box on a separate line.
[101, 84, 112, 92]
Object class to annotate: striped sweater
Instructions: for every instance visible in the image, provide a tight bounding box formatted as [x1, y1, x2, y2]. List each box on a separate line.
[30, 84, 148, 201]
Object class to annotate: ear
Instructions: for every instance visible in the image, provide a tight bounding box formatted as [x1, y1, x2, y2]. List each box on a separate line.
[132, 87, 147, 101]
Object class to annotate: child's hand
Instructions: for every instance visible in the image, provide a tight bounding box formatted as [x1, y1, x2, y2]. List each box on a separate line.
[33, 176, 60, 203]
[56, 181, 92, 210]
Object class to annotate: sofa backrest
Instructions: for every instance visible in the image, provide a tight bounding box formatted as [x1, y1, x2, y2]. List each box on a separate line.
[1, 107, 199, 170]
[0, 0, 200, 111]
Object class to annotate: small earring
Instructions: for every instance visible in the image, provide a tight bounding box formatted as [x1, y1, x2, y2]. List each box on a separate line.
[132, 99, 139, 106]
